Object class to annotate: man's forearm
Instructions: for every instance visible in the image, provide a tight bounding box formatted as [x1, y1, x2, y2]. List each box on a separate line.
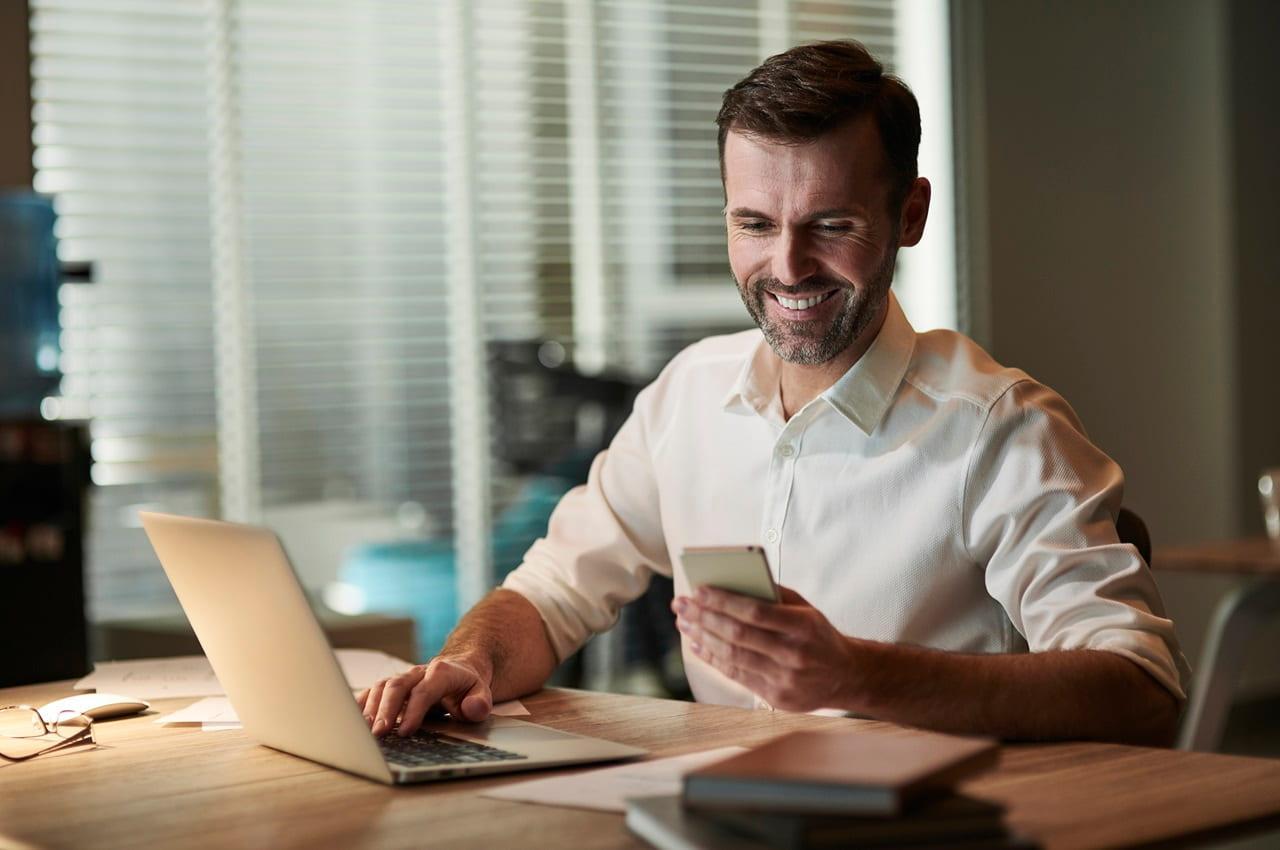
[842, 641, 1181, 746]
[438, 588, 559, 703]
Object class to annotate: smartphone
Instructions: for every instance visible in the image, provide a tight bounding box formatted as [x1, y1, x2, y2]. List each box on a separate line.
[679, 545, 779, 602]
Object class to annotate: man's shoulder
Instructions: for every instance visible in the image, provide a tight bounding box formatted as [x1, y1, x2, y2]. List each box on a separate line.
[633, 329, 761, 417]
[903, 327, 1033, 414]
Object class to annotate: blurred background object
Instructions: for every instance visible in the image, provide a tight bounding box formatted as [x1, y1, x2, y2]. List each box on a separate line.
[0, 193, 60, 416]
[1260, 470, 1280, 543]
[0, 192, 91, 687]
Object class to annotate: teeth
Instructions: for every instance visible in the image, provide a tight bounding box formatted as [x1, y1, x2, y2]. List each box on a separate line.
[777, 291, 832, 310]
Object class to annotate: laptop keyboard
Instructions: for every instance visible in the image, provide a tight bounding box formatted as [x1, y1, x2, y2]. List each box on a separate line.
[379, 730, 527, 768]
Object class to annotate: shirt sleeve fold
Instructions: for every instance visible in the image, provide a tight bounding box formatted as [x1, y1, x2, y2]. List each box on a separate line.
[963, 380, 1191, 700]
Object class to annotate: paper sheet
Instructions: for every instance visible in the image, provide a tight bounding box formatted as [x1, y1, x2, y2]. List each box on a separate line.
[76, 649, 415, 699]
[153, 697, 239, 726]
[480, 746, 747, 813]
[155, 695, 529, 730]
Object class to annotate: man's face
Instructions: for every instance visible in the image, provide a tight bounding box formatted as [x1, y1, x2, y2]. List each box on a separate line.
[723, 116, 901, 366]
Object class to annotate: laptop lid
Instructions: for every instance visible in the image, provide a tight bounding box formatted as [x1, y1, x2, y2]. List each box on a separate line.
[140, 511, 394, 783]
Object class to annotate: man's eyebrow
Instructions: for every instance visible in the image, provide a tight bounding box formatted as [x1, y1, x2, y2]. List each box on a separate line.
[806, 207, 864, 220]
[724, 206, 866, 219]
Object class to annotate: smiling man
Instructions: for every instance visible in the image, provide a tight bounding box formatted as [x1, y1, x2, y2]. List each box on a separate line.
[360, 40, 1188, 745]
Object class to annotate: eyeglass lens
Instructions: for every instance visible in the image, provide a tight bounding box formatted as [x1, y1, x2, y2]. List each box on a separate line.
[0, 707, 92, 760]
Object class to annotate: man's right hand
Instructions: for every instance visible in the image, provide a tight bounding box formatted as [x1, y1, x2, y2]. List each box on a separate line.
[356, 656, 494, 737]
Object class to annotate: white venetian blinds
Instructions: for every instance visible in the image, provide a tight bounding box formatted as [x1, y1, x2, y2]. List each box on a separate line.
[30, 0, 949, 623]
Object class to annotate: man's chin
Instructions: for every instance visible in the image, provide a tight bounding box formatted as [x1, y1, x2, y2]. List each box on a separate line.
[763, 332, 842, 366]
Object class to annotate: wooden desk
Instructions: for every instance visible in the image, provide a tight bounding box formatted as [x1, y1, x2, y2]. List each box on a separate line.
[1153, 538, 1280, 751]
[4, 682, 1280, 850]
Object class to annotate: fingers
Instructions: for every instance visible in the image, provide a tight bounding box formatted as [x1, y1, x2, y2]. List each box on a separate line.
[398, 664, 458, 736]
[457, 678, 493, 722]
[389, 659, 493, 736]
[690, 636, 775, 697]
[676, 588, 794, 633]
[678, 604, 782, 656]
[360, 680, 387, 727]
[686, 617, 786, 681]
[774, 584, 813, 607]
[372, 666, 426, 736]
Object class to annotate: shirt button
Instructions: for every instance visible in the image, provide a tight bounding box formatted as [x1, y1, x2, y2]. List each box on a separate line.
[778, 443, 795, 458]
[765, 528, 779, 544]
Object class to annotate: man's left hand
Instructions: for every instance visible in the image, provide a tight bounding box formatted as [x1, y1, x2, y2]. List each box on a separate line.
[671, 585, 858, 712]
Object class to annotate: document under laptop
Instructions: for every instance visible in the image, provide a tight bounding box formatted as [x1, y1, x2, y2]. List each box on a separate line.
[139, 511, 645, 785]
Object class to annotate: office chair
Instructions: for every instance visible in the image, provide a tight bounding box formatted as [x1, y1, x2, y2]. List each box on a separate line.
[1116, 506, 1152, 566]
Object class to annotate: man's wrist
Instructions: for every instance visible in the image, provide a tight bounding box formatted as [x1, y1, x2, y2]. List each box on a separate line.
[836, 635, 880, 715]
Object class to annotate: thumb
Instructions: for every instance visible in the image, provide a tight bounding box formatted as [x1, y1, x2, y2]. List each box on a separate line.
[776, 584, 814, 607]
[457, 677, 494, 722]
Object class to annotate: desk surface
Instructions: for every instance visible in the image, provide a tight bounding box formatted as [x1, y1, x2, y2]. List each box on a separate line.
[1153, 537, 1280, 575]
[4, 681, 1280, 850]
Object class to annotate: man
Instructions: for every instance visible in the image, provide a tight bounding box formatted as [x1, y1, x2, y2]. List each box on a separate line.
[359, 40, 1187, 745]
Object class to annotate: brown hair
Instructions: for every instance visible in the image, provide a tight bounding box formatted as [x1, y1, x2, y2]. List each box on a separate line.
[716, 40, 921, 213]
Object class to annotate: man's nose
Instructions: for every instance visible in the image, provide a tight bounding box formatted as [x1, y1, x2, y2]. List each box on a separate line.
[771, 228, 818, 287]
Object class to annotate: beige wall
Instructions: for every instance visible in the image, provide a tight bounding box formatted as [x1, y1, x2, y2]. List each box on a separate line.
[962, 0, 1280, 696]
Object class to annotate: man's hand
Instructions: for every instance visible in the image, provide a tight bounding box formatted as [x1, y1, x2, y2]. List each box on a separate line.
[356, 655, 494, 737]
[673, 583, 1181, 745]
[672, 584, 857, 712]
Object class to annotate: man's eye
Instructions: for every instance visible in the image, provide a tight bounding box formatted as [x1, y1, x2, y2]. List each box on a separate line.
[817, 223, 852, 234]
[738, 221, 771, 232]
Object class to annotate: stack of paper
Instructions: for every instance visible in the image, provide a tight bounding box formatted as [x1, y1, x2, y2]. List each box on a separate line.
[78, 649, 529, 731]
[153, 697, 242, 732]
[76, 648, 414, 699]
[153, 694, 530, 732]
[480, 746, 747, 812]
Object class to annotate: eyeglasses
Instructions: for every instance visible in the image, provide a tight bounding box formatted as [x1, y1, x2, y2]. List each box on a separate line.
[0, 705, 96, 762]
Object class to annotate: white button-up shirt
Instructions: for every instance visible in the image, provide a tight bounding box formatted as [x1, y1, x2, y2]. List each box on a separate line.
[503, 294, 1189, 710]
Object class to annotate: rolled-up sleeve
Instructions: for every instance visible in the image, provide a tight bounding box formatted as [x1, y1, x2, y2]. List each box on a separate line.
[964, 380, 1190, 700]
[501, 382, 672, 663]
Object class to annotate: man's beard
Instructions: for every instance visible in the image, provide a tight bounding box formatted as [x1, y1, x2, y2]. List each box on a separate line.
[736, 248, 897, 366]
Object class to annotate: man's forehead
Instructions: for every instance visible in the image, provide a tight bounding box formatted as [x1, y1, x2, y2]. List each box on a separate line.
[722, 118, 888, 210]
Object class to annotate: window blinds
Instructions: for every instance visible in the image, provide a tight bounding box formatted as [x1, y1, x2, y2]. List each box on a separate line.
[30, 0, 951, 624]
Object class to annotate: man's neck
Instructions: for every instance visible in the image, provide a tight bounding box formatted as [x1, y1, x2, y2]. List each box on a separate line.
[778, 300, 889, 421]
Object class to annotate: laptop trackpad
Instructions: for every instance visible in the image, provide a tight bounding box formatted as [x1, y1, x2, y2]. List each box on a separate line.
[425, 717, 578, 746]
[484, 722, 580, 745]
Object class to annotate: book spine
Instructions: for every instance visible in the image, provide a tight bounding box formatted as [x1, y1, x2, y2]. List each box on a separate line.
[683, 778, 900, 816]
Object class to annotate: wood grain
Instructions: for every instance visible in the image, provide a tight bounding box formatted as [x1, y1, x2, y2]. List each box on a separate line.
[3, 682, 1280, 849]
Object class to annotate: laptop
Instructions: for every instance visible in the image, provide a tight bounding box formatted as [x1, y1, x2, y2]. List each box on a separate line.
[139, 511, 645, 785]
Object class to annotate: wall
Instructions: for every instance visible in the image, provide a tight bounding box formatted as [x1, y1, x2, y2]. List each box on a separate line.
[962, 0, 1280, 696]
[0, 1, 33, 189]
[1228, 0, 1280, 538]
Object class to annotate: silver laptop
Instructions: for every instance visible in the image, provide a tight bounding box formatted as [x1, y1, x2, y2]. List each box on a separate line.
[139, 511, 645, 785]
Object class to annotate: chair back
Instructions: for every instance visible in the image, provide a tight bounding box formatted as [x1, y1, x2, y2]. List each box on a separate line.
[1116, 507, 1152, 566]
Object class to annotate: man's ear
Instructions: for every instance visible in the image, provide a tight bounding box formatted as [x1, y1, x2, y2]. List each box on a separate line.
[896, 177, 931, 247]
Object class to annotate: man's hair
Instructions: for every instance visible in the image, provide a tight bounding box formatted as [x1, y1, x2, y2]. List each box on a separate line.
[716, 40, 921, 214]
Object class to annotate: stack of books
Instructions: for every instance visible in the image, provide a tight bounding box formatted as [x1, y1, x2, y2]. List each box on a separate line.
[626, 729, 1036, 849]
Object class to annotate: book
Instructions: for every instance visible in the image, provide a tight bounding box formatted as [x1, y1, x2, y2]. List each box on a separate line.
[627, 795, 1037, 850]
[706, 793, 1011, 849]
[682, 729, 999, 816]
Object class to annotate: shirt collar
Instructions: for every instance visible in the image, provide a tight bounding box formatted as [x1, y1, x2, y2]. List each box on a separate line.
[722, 291, 917, 435]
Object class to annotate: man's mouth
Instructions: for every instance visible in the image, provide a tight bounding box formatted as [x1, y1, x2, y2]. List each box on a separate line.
[769, 289, 837, 311]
